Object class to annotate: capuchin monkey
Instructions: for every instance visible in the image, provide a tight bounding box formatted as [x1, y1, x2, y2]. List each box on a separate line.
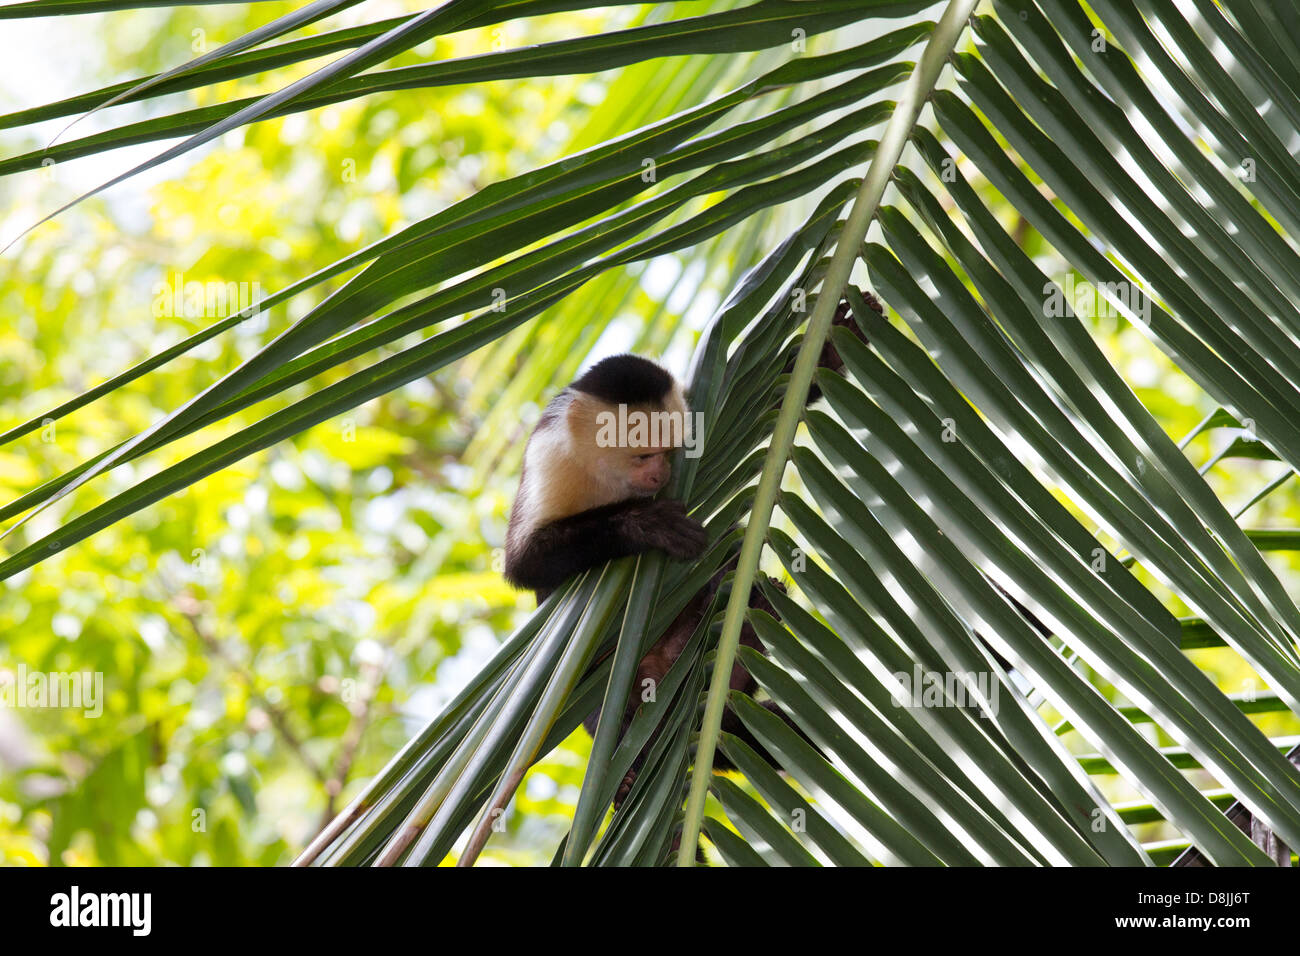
[503, 294, 881, 810]
[503, 353, 708, 602]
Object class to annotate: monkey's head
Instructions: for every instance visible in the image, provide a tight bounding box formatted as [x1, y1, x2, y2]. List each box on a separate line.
[566, 353, 690, 500]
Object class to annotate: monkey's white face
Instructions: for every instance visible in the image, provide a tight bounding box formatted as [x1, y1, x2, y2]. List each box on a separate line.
[620, 449, 672, 497]
[534, 387, 689, 516]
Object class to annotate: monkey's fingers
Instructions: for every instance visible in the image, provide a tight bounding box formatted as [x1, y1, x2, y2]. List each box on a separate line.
[613, 771, 637, 811]
[740, 577, 783, 622]
[816, 298, 871, 374]
[643, 499, 709, 560]
[784, 296, 883, 406]
[657, 518, 709, 560]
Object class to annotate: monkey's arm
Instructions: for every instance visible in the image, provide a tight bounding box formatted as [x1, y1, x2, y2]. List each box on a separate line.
[505, 497, 707, 594]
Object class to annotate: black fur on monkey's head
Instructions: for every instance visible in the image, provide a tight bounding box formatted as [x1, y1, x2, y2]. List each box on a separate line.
[570, 353, 677, 405]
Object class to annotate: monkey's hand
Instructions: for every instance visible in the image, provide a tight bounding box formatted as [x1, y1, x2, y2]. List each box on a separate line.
[794, 293, 884, 405]
[617, 498, 708, 561]
[614, 770, 637, 810]
[816, 295, 878, 375]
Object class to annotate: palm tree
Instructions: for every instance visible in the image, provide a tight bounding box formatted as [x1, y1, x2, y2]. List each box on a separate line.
[5, 0, 1300, 866]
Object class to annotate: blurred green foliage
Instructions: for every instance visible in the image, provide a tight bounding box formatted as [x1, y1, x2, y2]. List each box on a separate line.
[0, 1, 625, 866]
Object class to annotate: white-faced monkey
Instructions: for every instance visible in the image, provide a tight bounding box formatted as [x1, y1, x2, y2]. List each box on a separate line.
[503, 296, 879, 808]
[503, 354, 707, 601]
